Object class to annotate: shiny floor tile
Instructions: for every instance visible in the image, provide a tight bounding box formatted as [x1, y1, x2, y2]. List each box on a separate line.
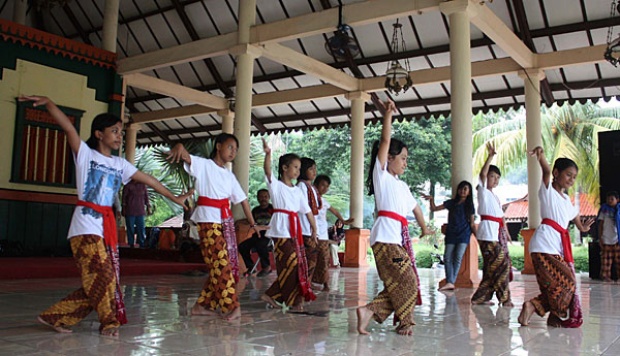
[0, 266, 618, 355]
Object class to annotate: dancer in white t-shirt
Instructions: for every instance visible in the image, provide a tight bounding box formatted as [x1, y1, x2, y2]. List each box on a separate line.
[21, 96, 191, 337]
[518, 146, 593, 328]
[471, 142, 513, 306]
[261, 138, 317, 311]
[356, 100, 431, 336]
[167, 136, 260, 321]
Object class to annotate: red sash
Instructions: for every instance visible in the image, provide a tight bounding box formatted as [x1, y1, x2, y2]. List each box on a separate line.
[197, 196, 231, 218]
[76, 200, 117, 247]
[273, 208, 316, 302]
[377, 210, 422, 306]
[481, 214, 504, 236]
[541, 218, 573, 263]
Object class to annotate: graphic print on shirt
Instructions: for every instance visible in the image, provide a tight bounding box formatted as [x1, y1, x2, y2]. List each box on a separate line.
[81, 160, 123, 218]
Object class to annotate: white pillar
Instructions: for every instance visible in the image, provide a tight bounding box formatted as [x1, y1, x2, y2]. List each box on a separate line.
[125, 123, 140, 165]
[102, 0, 120, 52]
[12, 0, 27, 25]
[519, 69, 545, 228]
[440, 0, 473, 190]
[345, 91, 370, 228]
[232, 0, 257, 195]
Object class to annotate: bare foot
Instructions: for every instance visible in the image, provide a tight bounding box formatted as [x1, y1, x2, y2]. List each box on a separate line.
[397, 325, 413, 336]
[472, 300, 495, 306]
[100, 327, 119, 337]
[223, 307, 241, 321]
[356, 306, 373, 335]
[37, 316, 72, 333]
[502, 300, 515, 307]
[191, 303, 219, 316]
[439, 283, 455, 291]
[322, 284, 330, 292]
[518, 301, 535, 326]
[261, 294, 279, 309]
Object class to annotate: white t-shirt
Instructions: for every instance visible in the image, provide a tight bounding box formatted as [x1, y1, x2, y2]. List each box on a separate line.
[297, 181, 321, 236]
[68, 141, 137, 239]
[316, 198, 332, 241]
[598, 208, 619, 245]
[184, 155, 246, 223]
[265, 173, 311, 238]
[529, 181, 578, 256]
[370, 158, 417, 246]
[476, 177, 503, 242]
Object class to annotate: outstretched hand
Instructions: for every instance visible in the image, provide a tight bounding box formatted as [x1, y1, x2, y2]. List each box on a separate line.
[528, 146, 544, 160]
[579, 217, 595, 232]
[378, 99, 397, 114]
[262, 138, 271, 155]
[486, 142, 497, 156]
[173, 189, 195, 210]
[18, 95, 51, 107]
[421, 194, 433, 201]
[166, 143, 189, 164]
[420, 227, 433, 238]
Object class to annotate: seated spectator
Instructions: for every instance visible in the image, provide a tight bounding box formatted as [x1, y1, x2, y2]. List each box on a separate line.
[238, 189, 273, 277]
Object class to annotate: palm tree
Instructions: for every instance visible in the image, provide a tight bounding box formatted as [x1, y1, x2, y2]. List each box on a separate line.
[472, 101, 620, 202]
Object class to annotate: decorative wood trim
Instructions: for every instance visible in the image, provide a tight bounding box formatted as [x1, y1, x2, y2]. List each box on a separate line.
[0, 19, 116, 70]
[0, 189, 77, 205]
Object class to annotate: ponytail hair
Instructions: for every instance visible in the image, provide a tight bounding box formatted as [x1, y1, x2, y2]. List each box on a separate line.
[299, 157, 316, 181]
[278, 153, 301, 180]
[209, 133, 239, 159]
[86, 113, 122, 149]
[366, 138, 408, 196]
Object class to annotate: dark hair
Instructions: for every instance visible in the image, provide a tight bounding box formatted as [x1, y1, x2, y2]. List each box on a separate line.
[488, 165, 501, 177]
[299, 157, 316, 181]
[606, 191, 619, 199]
[455, 180, 475, 219]
[86, 113, 122, 149]
[256, 188, 269, 197]
[553, 157, 578, 174]
[209, 133, 239, 159]
[314, 174, 331, 187]
[278, 153, 301, 180]
[366, 139, 408, 196]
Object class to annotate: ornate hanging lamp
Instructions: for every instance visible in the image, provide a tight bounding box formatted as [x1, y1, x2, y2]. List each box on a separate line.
[605, 0, 620, 66]
[385, 19, 413, 95]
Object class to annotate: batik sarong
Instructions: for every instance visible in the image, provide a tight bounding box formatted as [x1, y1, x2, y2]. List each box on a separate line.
[365, 242, 418, 332]
[530, 252, 582, 327]
[311, 240, 330, 285]
[196, 222, 239, 314]
[601, 244, 620, 280]
[38, 235, 119, 333]
[471, 240, 511, 304]
[304, 235, 319, 283]
[264, 238, 303, 306]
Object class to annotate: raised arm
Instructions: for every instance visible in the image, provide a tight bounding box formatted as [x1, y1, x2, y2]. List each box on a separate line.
[422, 194, 445, 212]
[529, 146, 550, 187]
[19, 96, 81, 153]
[376, 100, 397, 169]
[262, 138, 272, 183]
[166, 143, 192, 165]
[480, 142, 496, 183]
[130, 171, 193, 210]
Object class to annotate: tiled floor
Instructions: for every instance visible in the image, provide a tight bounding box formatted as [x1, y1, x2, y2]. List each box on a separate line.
[1, 266, 619, 355]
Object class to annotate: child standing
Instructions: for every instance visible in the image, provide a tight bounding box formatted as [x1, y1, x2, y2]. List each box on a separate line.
[297, 158, 321, 282]
[261, 139, 318, 310]
[425, 180, 476, 291]
[312, 174, 353, 291]
[167, 136, 260, 321]
[21, 95, 191, 336]
[471, 143, 513, 306]
[598, 191, 620, 282]
[518, 146, 593, 328]
[356, 100, 431, 336]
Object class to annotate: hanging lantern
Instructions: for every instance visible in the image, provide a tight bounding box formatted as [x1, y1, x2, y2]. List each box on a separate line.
[385, 20, 413, 95]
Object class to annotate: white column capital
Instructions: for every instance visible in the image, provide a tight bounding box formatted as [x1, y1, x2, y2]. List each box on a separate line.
[518, 68, 546, 81]
[217, 109, 235, 118]
[230, 44, 262, 58]
[126, 123, 141, 131]
[439, 0, 474, 17]
[345, 91, 370, 102]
